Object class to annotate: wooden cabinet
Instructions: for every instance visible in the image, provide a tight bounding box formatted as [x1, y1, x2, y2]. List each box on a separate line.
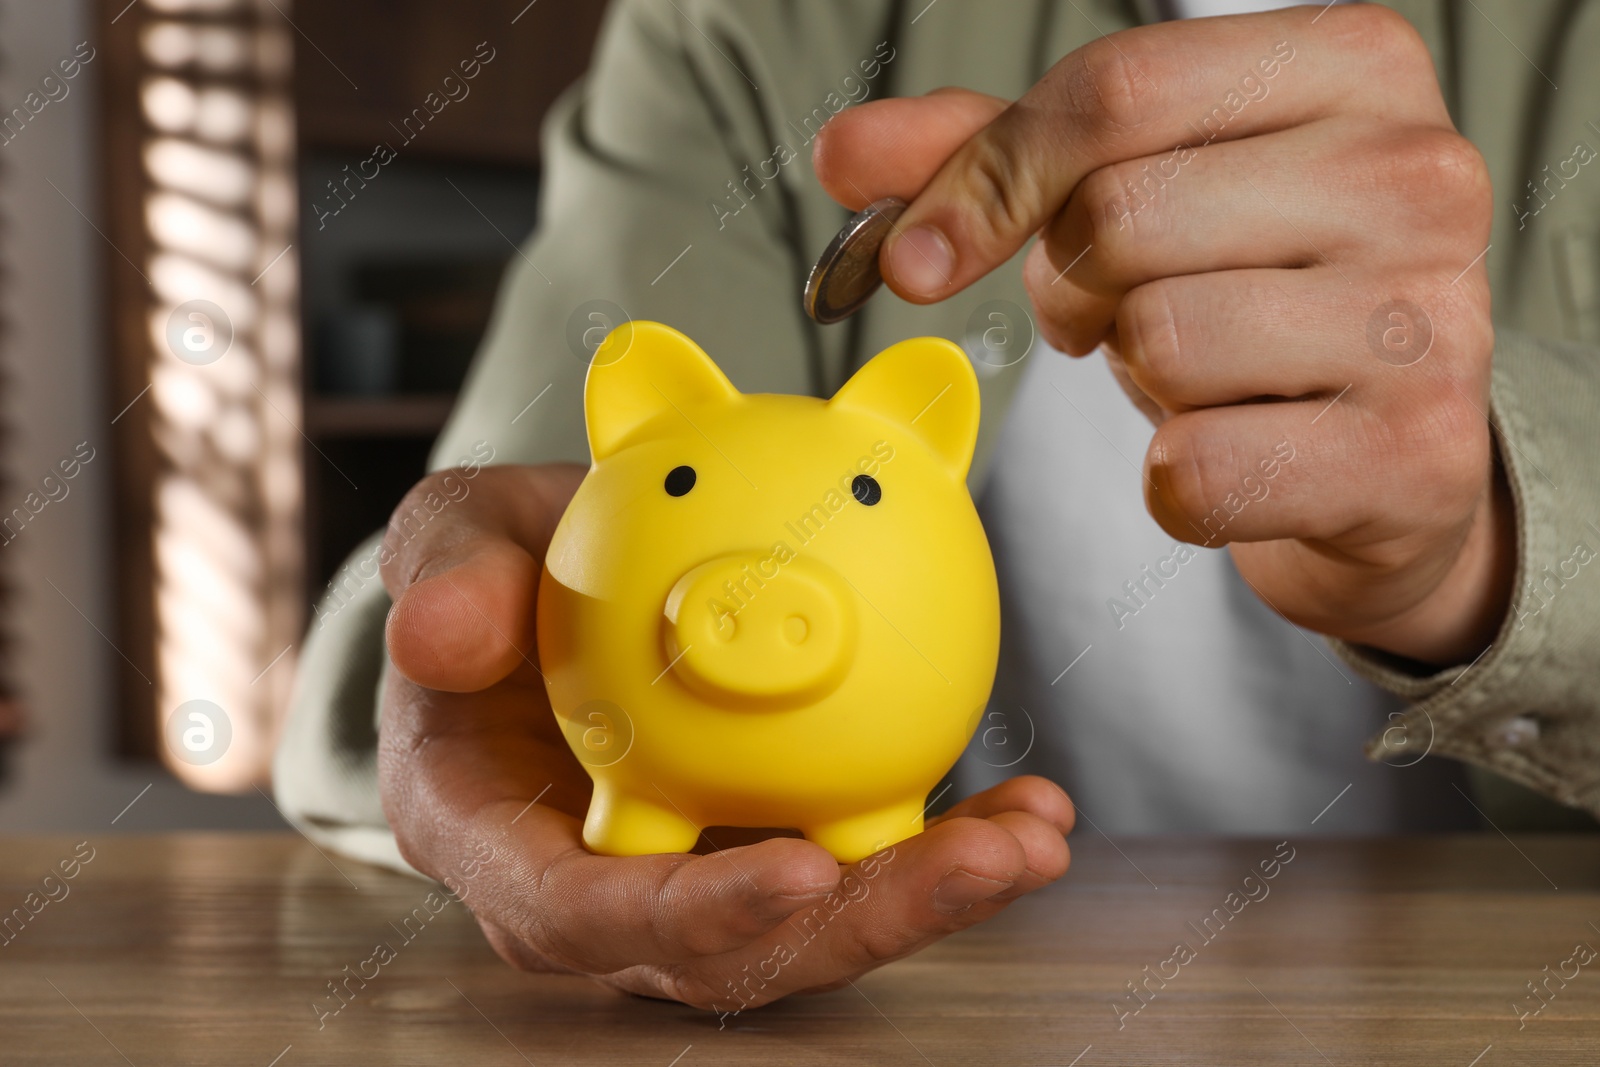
[293, 0, 608, 167]
[293, 1, 606, 600]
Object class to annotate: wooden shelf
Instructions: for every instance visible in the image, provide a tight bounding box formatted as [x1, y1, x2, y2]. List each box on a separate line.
[304, 394, 456, 438]
[293, 0, 607, 167]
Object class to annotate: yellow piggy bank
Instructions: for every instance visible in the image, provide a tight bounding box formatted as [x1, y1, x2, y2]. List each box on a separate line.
[536, 321, 1000, 862]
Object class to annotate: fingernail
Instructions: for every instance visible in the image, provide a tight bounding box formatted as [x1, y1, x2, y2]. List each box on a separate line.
[887, 224, 954, 299]
[932, 869, 1012, 914]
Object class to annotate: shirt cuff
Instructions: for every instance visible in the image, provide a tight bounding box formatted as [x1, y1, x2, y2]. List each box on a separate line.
[1337, 329, 1600, 814]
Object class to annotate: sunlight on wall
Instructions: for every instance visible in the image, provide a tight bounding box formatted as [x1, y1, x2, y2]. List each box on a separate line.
[135, 0, 301, 791]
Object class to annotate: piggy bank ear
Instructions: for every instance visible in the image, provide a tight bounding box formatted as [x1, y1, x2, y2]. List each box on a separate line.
[585, 321, 740, 460]
[828, 337, 979, 479]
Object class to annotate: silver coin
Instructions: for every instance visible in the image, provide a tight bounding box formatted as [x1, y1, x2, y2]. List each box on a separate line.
[802, 196, 908, 324]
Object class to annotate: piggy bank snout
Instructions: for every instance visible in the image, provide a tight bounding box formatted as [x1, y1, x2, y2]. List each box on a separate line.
[663, 553, 856, 705]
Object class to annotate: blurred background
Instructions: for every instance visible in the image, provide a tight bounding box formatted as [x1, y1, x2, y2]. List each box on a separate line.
[0, 0, 606, 831]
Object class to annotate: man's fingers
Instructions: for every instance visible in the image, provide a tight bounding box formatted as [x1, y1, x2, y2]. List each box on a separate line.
[1110, 258, 1488, 417]
[650, 813, 1061, 1011]
[1025, 120, 1486, 353]
[488, 804, 843, 973]
[881, 5, 1442, 301]
[812, 88, 1009, 209]
[380, 464, 584, 691]
[1143, 392, 1487, 551]
[1146, 400, 1357, 548]
[379, 465, 580, 597]
[927, 774, 1075, 836]
[981, 810, 1073, 900]
[1112, 268, 1374, 411]
[385, 539, 541, 691]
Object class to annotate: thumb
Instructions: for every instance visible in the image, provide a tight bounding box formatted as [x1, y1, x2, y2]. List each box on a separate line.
[811, 87, 1009, 211]
[385, 537, 541, 693]
[381, 464, 584, 693]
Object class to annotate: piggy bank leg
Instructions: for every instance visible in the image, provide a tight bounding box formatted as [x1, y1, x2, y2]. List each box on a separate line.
[582, 783, 702, 856]
[803, 798, 926, 864]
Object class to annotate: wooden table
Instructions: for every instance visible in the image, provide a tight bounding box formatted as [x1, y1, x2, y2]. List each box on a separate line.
[3, 833, 1599, 1065]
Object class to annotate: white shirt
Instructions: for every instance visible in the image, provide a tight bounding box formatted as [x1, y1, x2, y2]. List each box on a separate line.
[1168, 0, 1326, 16]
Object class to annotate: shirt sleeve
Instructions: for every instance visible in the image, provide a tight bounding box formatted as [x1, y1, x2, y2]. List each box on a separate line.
[1339, 328, 1600, 819]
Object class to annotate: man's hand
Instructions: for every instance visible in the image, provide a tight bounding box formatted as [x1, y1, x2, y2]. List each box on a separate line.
[814, 4, 1513, 667]
[376, 464, 1073, 1009]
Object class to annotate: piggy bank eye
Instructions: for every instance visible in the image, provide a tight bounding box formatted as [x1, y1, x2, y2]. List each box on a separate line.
[851, 474, 882, 506]
[664, 465, 697, 497]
